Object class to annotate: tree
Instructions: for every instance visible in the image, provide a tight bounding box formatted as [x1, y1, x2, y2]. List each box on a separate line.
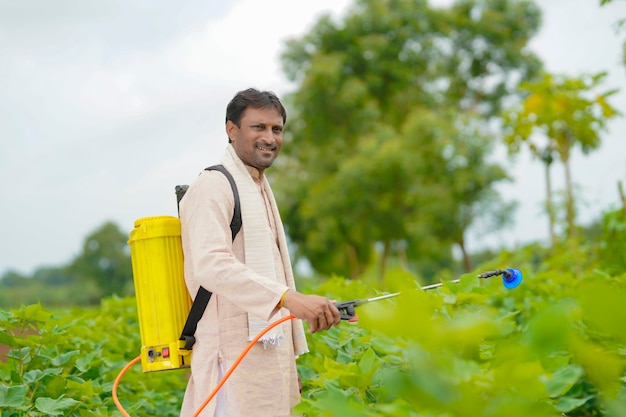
[277, 0, 542, 278]
[0, 270, 29, 287]
[69, 221, 133, 298]
[424, 117, 515, 272]
[502, 71, 620, 241]
[32, 266, 74, 286]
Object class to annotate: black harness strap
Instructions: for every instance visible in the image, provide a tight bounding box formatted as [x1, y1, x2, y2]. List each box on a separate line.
[177, 164, 241, 350]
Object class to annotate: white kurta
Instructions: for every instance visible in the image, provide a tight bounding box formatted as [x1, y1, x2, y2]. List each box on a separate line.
[178, 151, 306, 417]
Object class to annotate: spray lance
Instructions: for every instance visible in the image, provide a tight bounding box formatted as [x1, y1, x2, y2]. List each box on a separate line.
[335, 268, 522, 321]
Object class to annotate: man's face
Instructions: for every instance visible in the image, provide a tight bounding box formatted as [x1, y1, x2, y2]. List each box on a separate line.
[227, 106, 284, 173]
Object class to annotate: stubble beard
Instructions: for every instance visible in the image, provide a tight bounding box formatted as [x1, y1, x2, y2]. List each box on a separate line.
[253, 143, 278, 170]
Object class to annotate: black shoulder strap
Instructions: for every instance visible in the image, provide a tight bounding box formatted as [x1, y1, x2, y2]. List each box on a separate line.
[206, 165, 242, 241]
[178, 164, 241, 350]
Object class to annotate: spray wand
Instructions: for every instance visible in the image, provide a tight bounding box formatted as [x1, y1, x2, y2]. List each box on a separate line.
[335, 268, 522, 321]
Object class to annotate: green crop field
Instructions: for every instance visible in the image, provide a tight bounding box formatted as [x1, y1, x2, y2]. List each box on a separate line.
[2, 248, 625, 416]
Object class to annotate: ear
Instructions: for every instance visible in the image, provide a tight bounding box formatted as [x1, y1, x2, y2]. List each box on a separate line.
[226, 120, 238, 143]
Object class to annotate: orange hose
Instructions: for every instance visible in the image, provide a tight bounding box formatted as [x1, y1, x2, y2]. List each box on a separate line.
[112, 355, 141, 417]
[192, 314, 295, 417]
[112, 314, 296, 417]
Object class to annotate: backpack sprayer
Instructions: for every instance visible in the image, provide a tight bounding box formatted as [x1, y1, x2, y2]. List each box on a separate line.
[124, 166, 240, 374]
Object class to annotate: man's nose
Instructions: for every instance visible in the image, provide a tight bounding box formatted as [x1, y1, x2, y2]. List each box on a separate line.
[263, 127, 277, 142]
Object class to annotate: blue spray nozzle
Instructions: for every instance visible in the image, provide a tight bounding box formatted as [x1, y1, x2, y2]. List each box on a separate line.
[502, 268, 522, 289]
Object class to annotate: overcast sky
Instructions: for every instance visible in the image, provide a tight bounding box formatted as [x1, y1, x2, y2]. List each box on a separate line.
[1, 0, 624, 276]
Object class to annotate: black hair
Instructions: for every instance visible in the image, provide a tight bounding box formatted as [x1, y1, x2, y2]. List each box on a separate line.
[225, 88, 287, 143]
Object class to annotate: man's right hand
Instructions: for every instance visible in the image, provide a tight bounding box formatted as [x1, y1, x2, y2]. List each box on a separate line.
[282, 290, 341, 333]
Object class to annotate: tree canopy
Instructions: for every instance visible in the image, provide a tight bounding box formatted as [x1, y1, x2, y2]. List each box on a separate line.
[69, 221, 133, 298]
[502, 71, 621, 241]
[276, 0, 543, 278]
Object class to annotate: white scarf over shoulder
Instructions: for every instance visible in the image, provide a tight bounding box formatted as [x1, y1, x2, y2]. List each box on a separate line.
[221, 146, 308, 355]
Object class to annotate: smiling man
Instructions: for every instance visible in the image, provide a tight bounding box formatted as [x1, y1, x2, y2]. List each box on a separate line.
[178, 88, 341, 417]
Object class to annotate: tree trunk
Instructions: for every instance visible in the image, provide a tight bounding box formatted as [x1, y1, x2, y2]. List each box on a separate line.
[346, 244, 361, 278]
[544, 159, 557, 246]
[458, 236, 473, 273]
[378, 241, 389, 282]
[618, 181, 626, 220]
[563, 156, 576, 238]
[397, 241, 409, 271]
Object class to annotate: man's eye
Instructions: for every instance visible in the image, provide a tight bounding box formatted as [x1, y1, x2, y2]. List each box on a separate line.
[273, 127, 283, 133]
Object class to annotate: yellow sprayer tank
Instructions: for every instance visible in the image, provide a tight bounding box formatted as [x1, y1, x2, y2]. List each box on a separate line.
[128, 216, 192, 372]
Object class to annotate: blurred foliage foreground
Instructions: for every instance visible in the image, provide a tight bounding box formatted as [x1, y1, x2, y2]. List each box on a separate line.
[1, 246, 626, 417]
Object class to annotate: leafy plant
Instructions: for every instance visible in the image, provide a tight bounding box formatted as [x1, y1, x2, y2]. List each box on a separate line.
[296, 267, 626, 416]
[0, 298, 187, 417]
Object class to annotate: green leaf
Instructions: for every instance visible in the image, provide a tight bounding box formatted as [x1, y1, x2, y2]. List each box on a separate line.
[570, 338, 623, 393]
[77, 410, 101, 417]
[358, 347, 378, 374]
[23, 368, 62, 384]
[579, 280, 626, 344]
[336, 349, 354, 364]
[51, 350, 80, 366]
[554, 395, 592, 413]
[308, 384, 366, 417]
[22, 369, 45, 384]
[545, 365, 584, 397]
[524, 302, 573, 355]
[16, 303, 51, 323]
[442, 292, 457, 304]
[0, 367, 10, 382]
[0, 384, 28, 408]
[458, 273, 479, 292]
[370, 335, 403, 356]
[34, 396, 79, 416]
[44, 374, 68, 399]
[75, 353, 97, 373]
[0, 309, 12, 321]
[0, 330, 16, 347]
[65, 379, 95, 398]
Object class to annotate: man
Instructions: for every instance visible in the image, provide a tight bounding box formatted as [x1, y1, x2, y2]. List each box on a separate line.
[179, 88, 341, 417]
